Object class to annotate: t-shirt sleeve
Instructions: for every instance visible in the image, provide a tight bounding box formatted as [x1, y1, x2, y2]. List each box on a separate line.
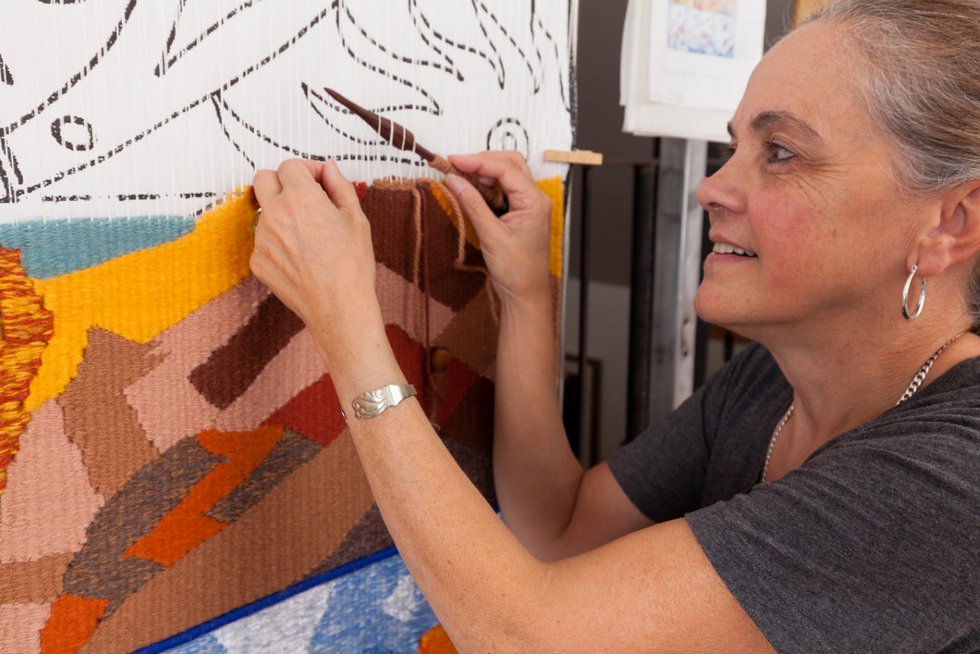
[686, 423, 980, 654]
[608, 344, 782, 523]
[606, 382, 711, 522]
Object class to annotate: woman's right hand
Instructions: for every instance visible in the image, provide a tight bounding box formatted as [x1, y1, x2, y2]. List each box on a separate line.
[444, 152, 553, 306]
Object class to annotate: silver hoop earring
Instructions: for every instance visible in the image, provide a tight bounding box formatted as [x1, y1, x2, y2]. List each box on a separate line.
[902, 263, 926, 321]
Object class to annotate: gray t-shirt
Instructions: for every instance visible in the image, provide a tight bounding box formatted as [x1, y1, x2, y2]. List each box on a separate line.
[608, 343, 980, 653]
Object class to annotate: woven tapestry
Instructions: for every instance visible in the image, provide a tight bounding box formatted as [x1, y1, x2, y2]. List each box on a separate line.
[0, 178, 565, 653]
[0, 2, 575, 652]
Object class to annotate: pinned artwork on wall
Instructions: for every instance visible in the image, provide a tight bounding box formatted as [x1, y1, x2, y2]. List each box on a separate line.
[0, 2, 576, 653]
[620, 0, 765, 141]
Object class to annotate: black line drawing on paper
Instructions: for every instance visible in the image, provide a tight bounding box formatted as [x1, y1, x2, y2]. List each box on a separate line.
[0, 53, 13, 86]
[0, 0, 140, 137]
[0, 0, 575, 212]
[487, 117, 530, 157]
[51, 116, 96, 152]
[156, 0, 260, 77]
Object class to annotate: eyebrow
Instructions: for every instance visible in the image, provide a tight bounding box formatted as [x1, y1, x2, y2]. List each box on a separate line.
[726, 111, 823, 142]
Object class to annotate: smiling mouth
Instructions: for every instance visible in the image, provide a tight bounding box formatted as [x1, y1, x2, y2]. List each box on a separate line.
[712, 243, 758, 257]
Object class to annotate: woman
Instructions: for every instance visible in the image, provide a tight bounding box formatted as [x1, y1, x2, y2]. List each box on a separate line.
[249, 0, 980, 651]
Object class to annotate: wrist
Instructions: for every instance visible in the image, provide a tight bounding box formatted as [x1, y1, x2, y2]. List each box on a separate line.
[307, 303, 406, 402]
[327, 349, 409, 415]
[342, 382, 417, 422]
[499, 281, 553, 317]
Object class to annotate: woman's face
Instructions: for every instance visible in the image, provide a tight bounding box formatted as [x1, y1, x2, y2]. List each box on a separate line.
[694, 21, 935, 340]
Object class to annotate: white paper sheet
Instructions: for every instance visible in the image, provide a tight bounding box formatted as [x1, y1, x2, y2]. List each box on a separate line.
[621, 0, 765, 141]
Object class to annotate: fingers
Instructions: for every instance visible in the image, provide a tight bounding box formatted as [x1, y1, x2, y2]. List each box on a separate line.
[254, 159, 321, 209]
[449, 151, 534, 195]
[444, 173, 501, 246]
[277, 158, 323, 189]
[253, 169, 282, 206]
[319, 159, 361, 212]
[448, 152, 548, 215]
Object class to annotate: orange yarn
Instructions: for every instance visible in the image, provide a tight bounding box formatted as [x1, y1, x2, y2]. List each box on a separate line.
[418, 625, 460, 654]
[40, 595, 108, 654]
[123, 425, 284, 566]
[0, 247, 54, 492]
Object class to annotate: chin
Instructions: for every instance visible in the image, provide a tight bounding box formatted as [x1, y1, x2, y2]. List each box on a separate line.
[694, 285, 734, 326]
[693, 288, 759, 341]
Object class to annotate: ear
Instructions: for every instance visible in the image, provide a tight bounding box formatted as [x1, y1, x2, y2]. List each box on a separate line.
[912, 181, 980, 278]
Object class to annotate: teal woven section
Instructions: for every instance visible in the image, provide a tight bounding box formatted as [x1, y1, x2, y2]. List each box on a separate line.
[0, 216, 195, 278]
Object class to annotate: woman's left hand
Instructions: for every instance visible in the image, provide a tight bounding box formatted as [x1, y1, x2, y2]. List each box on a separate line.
[250, 158, 381, 370]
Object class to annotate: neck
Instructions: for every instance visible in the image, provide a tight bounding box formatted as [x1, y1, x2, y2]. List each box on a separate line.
[757, 316, 977, 445]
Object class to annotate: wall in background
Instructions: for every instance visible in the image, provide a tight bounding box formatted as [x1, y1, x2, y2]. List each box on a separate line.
[564, 0, 794, 461]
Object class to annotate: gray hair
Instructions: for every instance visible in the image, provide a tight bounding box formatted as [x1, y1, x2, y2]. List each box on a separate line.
[801, 0, 980, 322]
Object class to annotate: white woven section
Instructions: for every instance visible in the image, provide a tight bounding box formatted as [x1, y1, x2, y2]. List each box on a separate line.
[0, 0, 577, 221]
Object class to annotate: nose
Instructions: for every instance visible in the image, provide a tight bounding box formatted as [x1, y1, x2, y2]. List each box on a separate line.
[696, 156, 746, 218]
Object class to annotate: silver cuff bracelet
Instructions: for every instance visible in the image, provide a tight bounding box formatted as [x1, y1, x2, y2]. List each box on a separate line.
[342, 383, 417, 422]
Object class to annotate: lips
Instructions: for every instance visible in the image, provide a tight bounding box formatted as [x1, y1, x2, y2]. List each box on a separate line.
[711, 242, 757, 257]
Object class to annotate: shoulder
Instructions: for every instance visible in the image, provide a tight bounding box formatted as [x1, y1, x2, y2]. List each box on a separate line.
[820, 355, 980, 479]
[607, 343, 788, 521]
[795, 358, 980, 526]
[685, 361, 980, 652]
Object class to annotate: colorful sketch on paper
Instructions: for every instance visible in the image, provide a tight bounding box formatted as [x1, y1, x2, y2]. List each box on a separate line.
[667, 0, 737, 58]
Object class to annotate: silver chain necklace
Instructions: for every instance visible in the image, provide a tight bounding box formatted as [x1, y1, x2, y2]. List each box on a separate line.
[760, 331, 968, 483]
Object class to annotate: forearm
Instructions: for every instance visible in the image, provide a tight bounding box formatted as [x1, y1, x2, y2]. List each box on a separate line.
[493, 290, 585, 559]
[440, 154, 583, 556]
[322, 317, 547, 653]
[249, 157, 567, 650]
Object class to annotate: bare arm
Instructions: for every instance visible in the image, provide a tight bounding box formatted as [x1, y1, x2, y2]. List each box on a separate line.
[248, 158, 774, 653]
[446, 153, 653, 559]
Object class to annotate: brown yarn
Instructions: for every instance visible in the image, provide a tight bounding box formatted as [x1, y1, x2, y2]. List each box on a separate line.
[372, 177, 500, 418]
[434, 180, 500, 327]
[377, 178, 438, 415]
[409, 186, 426, 361]
[376, 177, 432, 409]
[417, 188, 437, 417]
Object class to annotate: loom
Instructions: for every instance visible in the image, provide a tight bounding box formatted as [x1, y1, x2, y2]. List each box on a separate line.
[0, 0, 573, 220]
[0, 2, 577, 653]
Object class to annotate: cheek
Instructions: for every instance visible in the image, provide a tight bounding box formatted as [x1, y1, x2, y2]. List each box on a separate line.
[753, 205, 835, 287]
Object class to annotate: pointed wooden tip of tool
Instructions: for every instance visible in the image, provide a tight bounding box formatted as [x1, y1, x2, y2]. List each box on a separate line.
[323, 87, 346, 106]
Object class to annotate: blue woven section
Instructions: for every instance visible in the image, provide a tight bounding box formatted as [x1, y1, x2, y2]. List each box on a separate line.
[140, 547, 438, 654]
[308, 552, 438, 653]
[0, 216, 195, 278]
[164, 635, 227, 654]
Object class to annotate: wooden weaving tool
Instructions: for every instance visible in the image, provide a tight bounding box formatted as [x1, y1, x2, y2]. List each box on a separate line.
[324, 88, 508, 214]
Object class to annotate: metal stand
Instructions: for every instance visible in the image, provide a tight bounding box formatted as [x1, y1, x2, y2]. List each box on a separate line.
[577, 165, 595, 463]
[648, 138, 707, 424]
[625, 162, 657, 441]
[557, 142, 708, 451]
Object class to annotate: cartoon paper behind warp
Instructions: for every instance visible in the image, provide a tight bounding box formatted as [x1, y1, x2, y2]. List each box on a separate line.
[0, 178, 565, 654]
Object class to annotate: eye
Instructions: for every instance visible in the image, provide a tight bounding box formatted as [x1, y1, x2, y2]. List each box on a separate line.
[767, 141, 796, 163]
